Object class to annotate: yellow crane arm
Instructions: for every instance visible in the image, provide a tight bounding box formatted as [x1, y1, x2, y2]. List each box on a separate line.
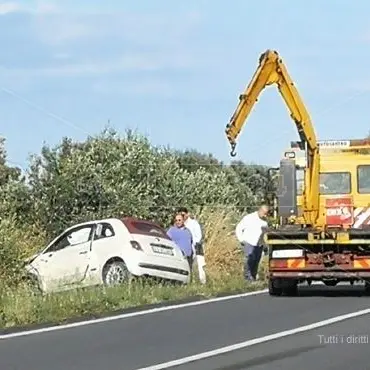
[225, 49, 320, 226]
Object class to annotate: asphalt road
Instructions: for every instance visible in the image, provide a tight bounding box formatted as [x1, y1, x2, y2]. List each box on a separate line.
[172, 313, 370, 370]
[1, 284, 370, 370]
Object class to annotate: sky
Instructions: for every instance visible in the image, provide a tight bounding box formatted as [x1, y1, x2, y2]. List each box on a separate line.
[1, 0, 370, 172]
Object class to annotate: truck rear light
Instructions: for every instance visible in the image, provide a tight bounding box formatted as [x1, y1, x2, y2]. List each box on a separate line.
[130, 241, 143, 251]
[353, 257, 370, 269]
[270, 258, 306, 269]
[270, 259, 288, 268]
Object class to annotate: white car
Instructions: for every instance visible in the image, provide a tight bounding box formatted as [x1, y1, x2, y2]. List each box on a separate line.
[24, 217, 191, 294]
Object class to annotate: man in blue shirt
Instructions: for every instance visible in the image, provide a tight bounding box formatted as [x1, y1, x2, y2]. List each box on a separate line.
[167, 213, 194, 272]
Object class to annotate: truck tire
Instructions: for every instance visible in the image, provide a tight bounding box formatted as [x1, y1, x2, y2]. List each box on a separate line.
[364, 280, 370, 295]
[284, 282, 298, 296]
[268, 278, 283, 296]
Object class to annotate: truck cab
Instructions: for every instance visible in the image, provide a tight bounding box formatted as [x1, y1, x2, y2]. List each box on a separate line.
[274, 140, 370, 230]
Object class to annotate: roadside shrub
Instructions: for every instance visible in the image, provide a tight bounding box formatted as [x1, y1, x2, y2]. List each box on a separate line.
[0, 216, 47, 286]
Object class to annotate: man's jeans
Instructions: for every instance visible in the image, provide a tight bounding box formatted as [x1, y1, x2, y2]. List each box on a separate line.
[242, 243, 263, 281]
[186, 254, 194, 271]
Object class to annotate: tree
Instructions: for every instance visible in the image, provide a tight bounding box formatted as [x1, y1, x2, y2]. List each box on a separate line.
[25, 129, 254, 236]
[0, 137, 32, 223]
[174, 149, 223, 174]
[230, 160, 275, 207]
[0, 137, 21, 186]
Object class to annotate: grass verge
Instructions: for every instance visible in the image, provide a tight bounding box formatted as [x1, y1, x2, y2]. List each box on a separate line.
[0, 275, 267, 330]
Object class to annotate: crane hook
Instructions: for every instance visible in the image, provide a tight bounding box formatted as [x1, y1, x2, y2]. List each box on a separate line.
[230, 143, 237, 157]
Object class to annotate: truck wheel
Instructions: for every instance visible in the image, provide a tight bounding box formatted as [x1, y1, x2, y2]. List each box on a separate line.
[364, 280, 370, 295]
[284, 282, 298, 296]
[268, 278, 283, 296]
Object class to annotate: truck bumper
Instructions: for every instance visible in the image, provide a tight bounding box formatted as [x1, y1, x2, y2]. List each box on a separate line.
[270, 271, 370, 279]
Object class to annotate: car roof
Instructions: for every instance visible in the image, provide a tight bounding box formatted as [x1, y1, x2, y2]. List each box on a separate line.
[67, 217, 119, 228]
[65, 216, 166, 233]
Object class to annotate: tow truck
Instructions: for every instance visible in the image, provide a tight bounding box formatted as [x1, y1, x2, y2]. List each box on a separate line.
[225, 49, 370, 296]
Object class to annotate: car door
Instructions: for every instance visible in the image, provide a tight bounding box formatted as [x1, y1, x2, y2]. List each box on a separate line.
[85, 222, 117, 283]
[32, 224, 95, 291]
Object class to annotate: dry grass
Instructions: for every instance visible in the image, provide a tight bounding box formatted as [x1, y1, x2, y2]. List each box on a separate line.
[0, 209, 268, 329]
[198, 207, 268, 282]
[198, 207, 244, 280]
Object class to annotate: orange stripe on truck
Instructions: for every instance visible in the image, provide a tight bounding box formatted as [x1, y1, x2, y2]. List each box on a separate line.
[287, 258, 305, 269]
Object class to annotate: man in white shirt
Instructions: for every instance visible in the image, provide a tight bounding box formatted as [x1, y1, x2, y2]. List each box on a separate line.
[235, 205, 269, 281]
[177, 207, 206, 284]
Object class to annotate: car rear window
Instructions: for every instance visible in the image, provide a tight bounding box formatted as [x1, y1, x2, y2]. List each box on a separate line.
[122, 218, 170, 240]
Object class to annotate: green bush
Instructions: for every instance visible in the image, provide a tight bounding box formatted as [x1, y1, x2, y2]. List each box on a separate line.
[22, 129, 255, 235]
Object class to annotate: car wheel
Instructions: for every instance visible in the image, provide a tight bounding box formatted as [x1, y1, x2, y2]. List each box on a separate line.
[102, 260, 131, 286]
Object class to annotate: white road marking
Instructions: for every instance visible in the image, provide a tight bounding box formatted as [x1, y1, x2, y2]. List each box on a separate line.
[135, 307, 370, 370]
[0, 289, 268, 340]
